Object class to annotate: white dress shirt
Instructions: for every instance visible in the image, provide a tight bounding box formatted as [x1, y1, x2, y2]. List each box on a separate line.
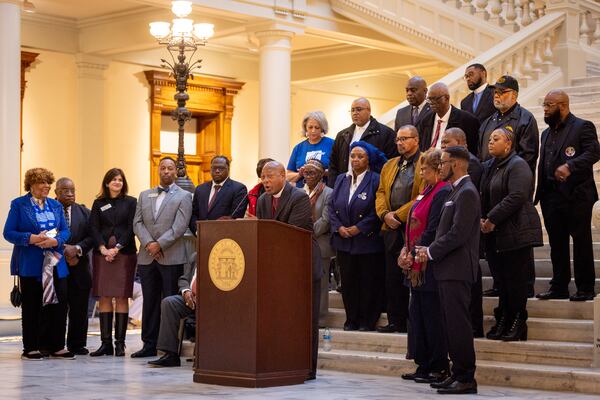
[347, 169, 367, 204]
[208, 178, 228, 206]
[155, 183, 176, 218]
[432, 107, 452, 149]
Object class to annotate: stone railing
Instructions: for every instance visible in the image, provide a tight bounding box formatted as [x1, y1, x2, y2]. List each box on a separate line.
[580, 0, 600, 49]
[442, 0, 547, 31]
[379, 11, 565, 124]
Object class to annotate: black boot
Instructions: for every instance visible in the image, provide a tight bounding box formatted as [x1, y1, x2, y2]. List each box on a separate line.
[90, 312, 114, 356]
[114, 313, 128, 357]
[501, 312, 528, 341]
[486, 310, 508, 340]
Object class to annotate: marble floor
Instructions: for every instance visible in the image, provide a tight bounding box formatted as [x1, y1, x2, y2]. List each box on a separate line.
[0, 333, 598, 400]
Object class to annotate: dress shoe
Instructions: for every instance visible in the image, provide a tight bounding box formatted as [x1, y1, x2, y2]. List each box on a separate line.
[21, 351, 44, 361]
[343, 322, 359, 331]
[376, 323, 407, 333]
[131, 346, 157, 358]
[68, 348, 89, 355]
[414, 370, 448, 384]
[401, 370, 428, 380]
[50, 350, 76, 360]
[570, 291, 595, 302]
[536, 290, 569, 300]
[486, 313, 508, 340]
[430, 376, 455, 389]
[482, 288, 499, 297]
[358, 326, 375, 332]
[147, 352, 180, 367]
[437, 379, 477, 394]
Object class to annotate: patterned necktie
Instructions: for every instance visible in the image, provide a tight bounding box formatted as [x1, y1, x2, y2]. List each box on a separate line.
[207, 184, 221, 211]
[431, 119, 444, 148]
[64, 205, 70, 228]
[271, 196, 280, 217]
[411, 106, 419, 125]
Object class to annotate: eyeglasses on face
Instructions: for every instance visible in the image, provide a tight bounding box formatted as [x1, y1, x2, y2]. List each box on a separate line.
[426, 95, 447, 104]
[349, 107, 369, 113]
[395, 136, 416, 143]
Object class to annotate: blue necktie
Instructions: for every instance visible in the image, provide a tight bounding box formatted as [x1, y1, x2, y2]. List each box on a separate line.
[472, 92, 482, 112]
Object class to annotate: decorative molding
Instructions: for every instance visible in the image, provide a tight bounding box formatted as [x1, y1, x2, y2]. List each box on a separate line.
[75, 54, 109, 80]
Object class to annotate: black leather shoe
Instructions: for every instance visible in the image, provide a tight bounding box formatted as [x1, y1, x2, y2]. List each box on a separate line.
[147, 352, 180, 367]
[376, 323, 407, 333]
[131, 346, 157, 358]
[414, 370, 449, 384]
[570, 292, 595, 302]
[359, 326, 375, 332]
[437, 379, 477, 394]
[69, 348, 89, 355]
[536, 290, 569, 300]
[401, 370, 428, 381]
[482, 288, 499, 297]
[430, 376, 454, 389]
[343, 322, 359, 331]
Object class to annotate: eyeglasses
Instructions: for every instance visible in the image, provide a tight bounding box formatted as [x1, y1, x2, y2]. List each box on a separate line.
[349, 107, 369, 113]
[395, 136, 417, 143]
[303, 170, 319, 177]
[426, 95, 447, 104]
[440, 160, 455, 166]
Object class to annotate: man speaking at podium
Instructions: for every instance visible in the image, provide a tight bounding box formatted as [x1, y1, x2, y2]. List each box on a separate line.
[256, 161, 322, 381]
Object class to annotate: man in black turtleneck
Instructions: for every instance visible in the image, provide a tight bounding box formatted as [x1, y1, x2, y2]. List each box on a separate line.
[477, 76, 539, 298]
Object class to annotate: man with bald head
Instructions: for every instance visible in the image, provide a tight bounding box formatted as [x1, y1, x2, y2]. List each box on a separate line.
[328, 97, 398, 188]
[55, 177, 95, 354]
[535, 90, 600, 302]
[416, 82, 480, 155]
[394, 76, 431, 132]
[256, 161, 322, 380]
[441, 128, 483, 189]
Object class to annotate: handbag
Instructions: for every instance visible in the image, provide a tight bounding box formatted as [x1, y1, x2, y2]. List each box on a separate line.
[10, 276, 22, 308]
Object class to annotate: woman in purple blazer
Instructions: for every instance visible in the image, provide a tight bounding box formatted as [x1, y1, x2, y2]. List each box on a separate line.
[329, 141, 386, 331]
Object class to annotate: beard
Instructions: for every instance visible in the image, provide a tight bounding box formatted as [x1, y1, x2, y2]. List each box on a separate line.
[442, 167, 454, 182]
[544, 109, 562, 127]
[468, 76, 483, 91]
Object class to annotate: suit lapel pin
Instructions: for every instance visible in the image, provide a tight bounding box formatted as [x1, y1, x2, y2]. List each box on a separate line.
[565, 146, 576, 157]
[358, 192, 367, 200]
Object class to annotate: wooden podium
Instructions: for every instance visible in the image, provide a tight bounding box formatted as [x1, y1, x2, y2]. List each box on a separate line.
[193, 219, 312, 387]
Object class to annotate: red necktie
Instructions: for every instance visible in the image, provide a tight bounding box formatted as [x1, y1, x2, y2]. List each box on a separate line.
[271, 196, 279, 217]
[207, 184, 221, 211]
[431, 119, 443, 148]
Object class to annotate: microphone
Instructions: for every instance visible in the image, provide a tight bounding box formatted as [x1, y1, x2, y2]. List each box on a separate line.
[229, 194, 249, 218]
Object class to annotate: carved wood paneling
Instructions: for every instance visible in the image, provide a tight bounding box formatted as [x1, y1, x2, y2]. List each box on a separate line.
[144, 70, 244, 187]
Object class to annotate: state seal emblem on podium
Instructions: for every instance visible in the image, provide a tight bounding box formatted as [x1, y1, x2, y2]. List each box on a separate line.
[208, 238, 245, 291]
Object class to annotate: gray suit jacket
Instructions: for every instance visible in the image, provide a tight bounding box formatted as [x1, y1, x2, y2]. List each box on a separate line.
[178, 254, 196, 294]
[429, 176, 480, 283]
[134, 184, 193, 266]
[313, 186, 334, 259]
[394, 103, 431, 132]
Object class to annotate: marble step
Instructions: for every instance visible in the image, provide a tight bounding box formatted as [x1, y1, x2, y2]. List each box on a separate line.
[481, 276, 600, 296]
[571, 76, 600, 86]
[318, 349, 600, 394]
[480, 258, 600, 279]
[328, 292, 593, 319]
[321, 308, 593, 343]
[318, 329, 593, 368]
[533, 243, 600, 259]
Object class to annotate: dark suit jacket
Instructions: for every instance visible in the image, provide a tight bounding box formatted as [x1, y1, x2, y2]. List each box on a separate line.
[256, 182, 322, 280]
[535, 113, 600, 204]
[190, 178, 248, 234]
[66, 203, 94, 290]
[416, 106, 480, 156]
[460, 85, 496, 123]
[478, 103, 539, 173]
[468, 153, 483, 190]
[89, 195, 137, 254]
[394, 103, 432, 132]
[328, 116, 398, 188]
[429, 177, 480, 283]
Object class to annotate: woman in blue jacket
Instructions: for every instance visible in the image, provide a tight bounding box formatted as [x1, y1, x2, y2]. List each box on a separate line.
[329, 141, 386, 331]
[3, 168, 72, 360]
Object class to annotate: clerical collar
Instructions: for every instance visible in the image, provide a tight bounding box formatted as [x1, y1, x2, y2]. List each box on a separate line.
[273, 185, 285, 198]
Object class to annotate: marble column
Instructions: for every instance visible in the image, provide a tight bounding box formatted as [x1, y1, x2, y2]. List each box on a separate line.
[0, 0, 22, 306]
[254, 25, 299, 164]
[75, 54, 109, 208]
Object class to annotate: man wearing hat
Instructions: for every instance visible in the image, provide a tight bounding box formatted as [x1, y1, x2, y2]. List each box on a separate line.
[477, 75, 539, 298]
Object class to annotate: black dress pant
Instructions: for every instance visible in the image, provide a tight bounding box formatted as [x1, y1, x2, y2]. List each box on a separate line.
[138, 261, 184, 348]
[541, 193, 596, 293]
[20, 272, 68, 353]
[382, 230, 409, 326]
[437, 280, 476, 383]
[469, 264, 484, 336]
[410, 289, 448, 373]
[486, 242, 530, 320]
[337, 251, 384, 329]
[311, 278, 321, 378]
[66, 276, 91, 351]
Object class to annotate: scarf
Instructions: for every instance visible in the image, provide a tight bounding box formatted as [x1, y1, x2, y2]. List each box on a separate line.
[308, 181, 326, 222]
[404, 180, 448, 286]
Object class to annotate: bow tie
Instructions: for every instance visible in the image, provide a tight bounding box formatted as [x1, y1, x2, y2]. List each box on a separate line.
[157, 186, 169, 194]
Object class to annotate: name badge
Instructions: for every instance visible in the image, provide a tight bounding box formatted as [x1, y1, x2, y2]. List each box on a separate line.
[100, 204, 112, 212]
[444, 201, 454, 207]
[148, 193, 159, 198]
[416, 195, 424, 201]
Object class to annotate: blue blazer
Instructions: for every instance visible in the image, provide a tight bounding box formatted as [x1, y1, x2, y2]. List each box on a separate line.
[190, 178, 248, 234]
[328, 171, 384, 255]
[3, 193, 70, 279]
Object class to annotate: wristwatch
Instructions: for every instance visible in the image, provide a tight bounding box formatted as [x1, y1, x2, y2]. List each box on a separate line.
[115, 243, 124, 251]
